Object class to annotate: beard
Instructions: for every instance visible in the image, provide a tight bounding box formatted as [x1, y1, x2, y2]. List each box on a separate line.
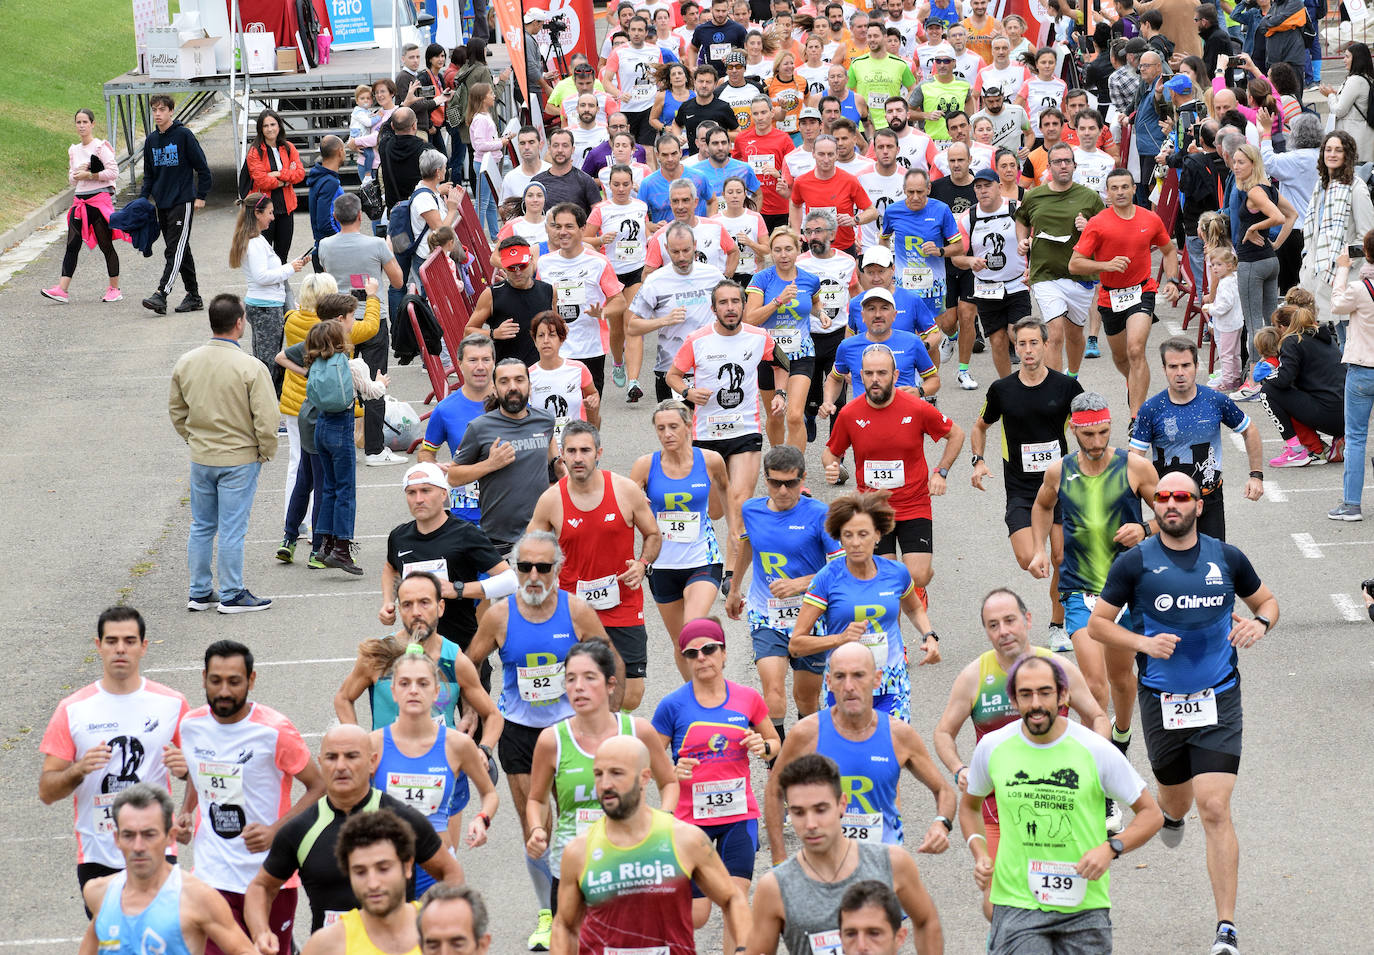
[519, 580, 552, 606]
[808, 239, 826, 255]
[499, 389, 529, 414]
[866, 380, 894, 404]
[601, 781, 643, 820]
[408, 619, 436, 642]
[888, 114, 906, 133]
[359, 880, 407, 918]
[1159, 507, 1199, 539]
[208, 693, 247, 719]
[1022, 706, 1057, 737]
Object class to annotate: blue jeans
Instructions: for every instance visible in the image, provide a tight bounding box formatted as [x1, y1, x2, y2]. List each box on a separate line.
[477, 174, 499, 238]
[1185, 235, 1207, 294]
[1343, 364, 1374, 506]
[448, 138, 469, 188]
[284, 450, 325, 546]
[316, 410, 357, 540]
[188, 461, 262, 600]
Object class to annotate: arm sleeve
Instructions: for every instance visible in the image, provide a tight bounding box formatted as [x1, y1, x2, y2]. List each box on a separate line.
[1094, 741, 1148, 805]
[188, 133, 213, 198]
[97, 141, 119, 185]
[979, 383, 1003, 425]
[261, 820, 303, 881]
[650, 696, 676, 740]
[39, 704, 75, 761]
[274, 722, 312, 776]
[453, 419, 483, 466]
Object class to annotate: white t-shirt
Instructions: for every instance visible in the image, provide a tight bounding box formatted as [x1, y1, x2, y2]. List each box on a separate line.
[500, 162, 552, 203]
[836, 155, 876, 179]
[409, 186, 443, 244]
[796, 249, 859, 334]
[959, 198, 1027, 293]
[673, 324, 777, 439]
[645, 218, 738, 275]
[587, 198, 651, 273]
[1072, 147, 1115, 198]
[1024, 77, 1069, 136]
[971, 105, 1030, 153]
[537, 249, 625, 358]
[606, 43, 666, 113]
[976, 64, 1032, 101]
[856, 168, 905, 249]
[953, 50, 983, 86]
[630, 263, 727, 372]
[797, 64, 830, 98]
[784, 147, 817, 183]
[571, 125, 611, 168]
[716, 210, 768, 276]
[530, 358, 593, 443]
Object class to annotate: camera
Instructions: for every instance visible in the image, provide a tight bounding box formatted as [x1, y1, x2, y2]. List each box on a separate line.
[351, 288, 368, 302]
[546, 13, 568, 36]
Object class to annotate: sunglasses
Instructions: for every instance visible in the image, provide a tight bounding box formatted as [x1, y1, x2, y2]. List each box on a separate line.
[504, 260, 530, 271]
[1153, 491, 1197, 503]
[516, 560, 556, 573]
[682, 642, 724, 660]
[766, 476, 802, 488]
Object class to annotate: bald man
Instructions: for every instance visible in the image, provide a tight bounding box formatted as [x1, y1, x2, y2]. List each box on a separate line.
[551, 736, 751, 955]
[243, 724, 462, 950]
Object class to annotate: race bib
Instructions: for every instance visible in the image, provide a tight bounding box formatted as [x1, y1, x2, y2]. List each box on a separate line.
[767, 595, 803, 631]
[197, 761, 244, 804]
[607, 948, 669, 955]
[574, 806, 604, 835]
[323, 911, 346, 928]
[692, 777, 746, 820]
[840, 810, 884, 842]
[402, 557, 450, 581]
[863, 459, 905, 490]
[708, 413, 741, 437]
[577, 574, 621, 610]
[386, 772, 445, 815]
[615, 239, 642, 261]
[553, 415, 571, 446]
[779, 114, 798, 132]
[902, 264, 934, 291]
[974, 278, 1005, 300]
[1160, 688, 1218, 730]
[1108, 283, 1143, 311]
[867, 91, 888, 109]
[1020, 440, 1060, 473]
[806, 930, 843, 955]
[449, 481, 479, 511]
[557, 283, 586, 307]
[1029, 859, 1087, 907]
[717, 195, 728, 215]
[819, 284, 844, 310]
[748, 154, 775, 176]
[860, 628, 889, 671]
[631, 83, 655, 99]
[518, 662, 566, 702]
[710, 42, 731, 61]
[657, 510, 700, 543]
[94, 792, 117, 835]
[772, 329, 799, 355]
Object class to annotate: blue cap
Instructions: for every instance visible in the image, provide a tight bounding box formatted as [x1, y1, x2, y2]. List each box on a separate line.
[1164, 74, 1193, 96]
[972, 167, 999, 183]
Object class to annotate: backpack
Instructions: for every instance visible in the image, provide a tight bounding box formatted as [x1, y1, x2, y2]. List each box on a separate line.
[305, 351, 356, 413]
[388, 185, 437, 257]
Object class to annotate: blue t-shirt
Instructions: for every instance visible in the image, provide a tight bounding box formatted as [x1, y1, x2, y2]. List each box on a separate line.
[750, 266, 823, 358]
[1100, 535, 1261, 694]
[638, 165, 715, 222]
[690, 20, 749, 70]
[832, 328, 935, 387]
[421, 390, 489, 522]
[696, 158, 761, 207]
[1129, 387, 1250, 493]
[847, 285, 938, 337]
[740, 496, 842, 634]
[803, 557, 913, 673]
[882, 198, 959, 308]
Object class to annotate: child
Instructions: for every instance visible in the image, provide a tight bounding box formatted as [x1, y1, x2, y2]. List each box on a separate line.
[349, 85, 379, 182]
[1202, 246, 1244, 391]
[427, 225, 479, 299]
[1230, 325, 1280, 401]
[1196, 210, 1232, 296]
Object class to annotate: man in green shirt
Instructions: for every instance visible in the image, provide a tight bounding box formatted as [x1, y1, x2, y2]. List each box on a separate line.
[960, 653, 1161, 950]
[909, 43, 971, 142]
[848, 22, 917, 133]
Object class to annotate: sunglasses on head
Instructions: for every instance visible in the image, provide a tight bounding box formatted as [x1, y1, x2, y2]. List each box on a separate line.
[1154, 490, 1197, 503]
[766, 476, 802, 488]
[516, 560, 555, 573]
[682, 642, 724, 660]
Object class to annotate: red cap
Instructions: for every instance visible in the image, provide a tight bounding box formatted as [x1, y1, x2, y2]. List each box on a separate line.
[499, 243, 532, 268]
[678, 617, 726, 651]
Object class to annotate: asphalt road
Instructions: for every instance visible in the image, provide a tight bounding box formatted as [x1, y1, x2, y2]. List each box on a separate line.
[2, 119, 1373, 954]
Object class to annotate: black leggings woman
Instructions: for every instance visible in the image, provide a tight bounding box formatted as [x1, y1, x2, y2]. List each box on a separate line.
[42, 109, 121, 304]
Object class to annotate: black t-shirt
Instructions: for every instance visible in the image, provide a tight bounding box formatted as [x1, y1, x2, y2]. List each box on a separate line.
[673, 97, 740, 155]
[930, 177, 977, 218]
[489, 280, 554, 366]
[262, 790, 444, 931]
[979, 368, 1084, 493]
[386, 516, 504, 647]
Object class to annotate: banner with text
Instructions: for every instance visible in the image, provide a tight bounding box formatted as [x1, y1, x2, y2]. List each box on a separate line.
[328, 0, 376, 48]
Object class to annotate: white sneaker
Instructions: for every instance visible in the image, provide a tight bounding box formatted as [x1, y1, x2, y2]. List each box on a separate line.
[939, 334, 956, 365]
[1048, 623, 1073, 652]
[957, 369, 978, 390]
[1105, 798, 1124, 835]
[364, 448, 409, 466]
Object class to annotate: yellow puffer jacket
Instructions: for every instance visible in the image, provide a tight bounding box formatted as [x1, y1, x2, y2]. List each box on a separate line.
[278, 297, 382, 417]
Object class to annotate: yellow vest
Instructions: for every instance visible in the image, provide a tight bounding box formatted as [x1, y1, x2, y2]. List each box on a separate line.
[340, 904, 421, 955]
[278, 297, 381, 418]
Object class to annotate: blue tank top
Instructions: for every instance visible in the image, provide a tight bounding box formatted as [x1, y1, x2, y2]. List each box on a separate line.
[93, 866, 191, 954]
[374, 724, 466, 895]
[647, 449, 720, 569]
[499, 591, 578, 727]
[817, 708, 902, 844]
[661, 89, 689, 127]
[838, 90, 862, 124]
[368, 638, 463, 728]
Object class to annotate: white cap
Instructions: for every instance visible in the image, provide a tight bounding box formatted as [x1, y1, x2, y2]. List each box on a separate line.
[862, 287, 896, 307]
[524, 8, 547, 22]
[928, 43, 957, 60]
[860, 245, 894, 268]
[402, 462, 448, 490]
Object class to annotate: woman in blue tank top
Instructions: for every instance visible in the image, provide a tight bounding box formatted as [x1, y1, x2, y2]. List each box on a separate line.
[370, 650, 499, 893]
[651, 62, 692, 137]
[631, 400, 733, 681]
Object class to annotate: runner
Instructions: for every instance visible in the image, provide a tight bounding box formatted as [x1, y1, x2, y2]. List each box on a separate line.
[639, 134, 714, 223]
[632, 400, 734, 678]
[550, 736, 752, 954]
[734, 96, 796, 232]
[297, 810, 422, 955]
[602, 16, 668, 147]
[746, 754, 943, 955]
[746, 224, 823, 450]
[848, 22, 918, 131]
[872, 98, 942, 176]
[81, 784, 256, 955]
[1014, 142, 1104, 376]
[675, 67, 742, 156]
[1027, 392, 1159, 741]
[467, 240, 554, 370]
[537, 203, 627, 396]
[783, 107, 823, 185]
[625, 222, 726, 402]
[764, 642, 952, 859]
[586, 165, 651, 391]
[651, 617, 780, 955]
[968, 87, 1032, 156]
[177, 640, 325, 953]
[526, 423, 662, 712]
[932, 588, 1110, 918]
[463, 530, 616, 950]
[845, 245, 941, 345]
[689, 0, 749, 74]
[1018, 47, 1069, 143]
[1088, 470, 1279, 955]
[696, 126, 762, 215]
[40, 607, 190, 905]
[824, 339, 962, 599]
[642, 178, 740, 279]
[716, 175, 770, 287]
[1068, 168, 1183, 419]
[975, 36, 1033, 103]
[528, 312, 601, 445]
[416, 884, 491, 952]
[787, 135, 876, 257]
[825, 288, 939, 412]
[1070, 110, 1115, 199]
[368, 648, 499, 895]
[836, 882, 923, 955]
[969, 317, 1085, 650]
[417, 334, 496, 525]
[960, 654, 1163, 954]
[524, 641, 677, 918]
[881, 169, 962, 357]
[719, 51, 768, 132]
[796, 214, 862, 440]
[591, 133, 652, 193]
[831, 119, 874, 178]
[910, 44, 972, 144]
[928, 143, 981, 385]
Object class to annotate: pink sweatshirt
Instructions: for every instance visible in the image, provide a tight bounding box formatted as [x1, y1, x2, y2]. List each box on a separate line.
[69, 139, 118, 195]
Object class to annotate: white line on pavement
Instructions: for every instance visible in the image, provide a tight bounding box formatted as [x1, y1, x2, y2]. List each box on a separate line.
[1331, 593, 1365, 622]
[0, 939, 82, 948]
[1265, 480, 1287, 502]
[1165, 322, 1183, 335]
[1310, 538, 1374, 546]
[1291, 532, 1323, 558]
[146, 656, 356, 674]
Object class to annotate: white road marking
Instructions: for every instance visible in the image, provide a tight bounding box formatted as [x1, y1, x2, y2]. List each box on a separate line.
[0, 940, 83, 948]
[1312, 538, 1374, 546]
[1165, 322, 1183, 335]
[1331, 593, 1365, 622]
[146, 656, 356, 674]
[1265, 480, 1287, 502]
[1291, 533, 1323, 558]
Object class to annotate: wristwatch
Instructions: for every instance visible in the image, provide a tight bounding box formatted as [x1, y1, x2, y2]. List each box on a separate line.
[1108, 837, 1124, 859]
[1253, 614, 1272, 633]
[936, 466, 949, 479]
[970, 454, 984, 467]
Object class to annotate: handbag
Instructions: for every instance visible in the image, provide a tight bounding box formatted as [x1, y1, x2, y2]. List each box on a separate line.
[358, 177, 384, 222]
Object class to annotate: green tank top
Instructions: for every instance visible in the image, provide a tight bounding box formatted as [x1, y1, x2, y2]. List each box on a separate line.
[551, 713, 634, 872]
[1058, 449, 1139, 595]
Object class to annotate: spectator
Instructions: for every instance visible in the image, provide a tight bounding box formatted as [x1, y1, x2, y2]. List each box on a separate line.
[306, 135, 346, 249]
[1257, 110, 1320, 291]
[227, 192, 309, 397]
[1139, 9, 1175, 60]
[349, 79, 396, 186]
[1083, 24, 1116, 107]
[423, 43, 454, 154]
[1137, 0, 1203, 59]
[349, 84, 381, 182]
[467, 83, 507, 239]
[1195, 4, 1234, 76]
[244, 109, 305, 263]
[1328, 229, 1374, 520]
[168, 294, 279, 613]
[1131, 50, 1167, 206]
[1255, 0, 1309, 76]
[449, 40, 497, 188]
[1227, 143, 1295, 344]
[1266, 61, 1305, 129]
[524, 10, 554, 120]
[1112, 0, 1142, 39]
[140, 94, 211, 316]
[1178, 119, 1229, 289]
[1200, 245, 1245, 390]
[42, 108, 121, 305]
[380, 107, 427, 212]
[1300, 131, 1374, 340]
[404, 149, 460, 285]
[1263, 303, 1347, 468]
[532, 129, 602, 214]
[1107, 40, 1142, 118]
[1320, 42, 1374, 162]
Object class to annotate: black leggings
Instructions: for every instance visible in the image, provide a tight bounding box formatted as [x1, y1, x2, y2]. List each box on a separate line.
[1259, 382, 1345, 442]
[62, 205, 119, 280]
[262, 211, 294, 264]
[807, 327, 846, 420]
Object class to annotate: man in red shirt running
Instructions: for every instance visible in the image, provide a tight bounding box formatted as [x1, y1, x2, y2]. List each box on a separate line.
[733, 96, 796, 233]
[788, 134, 878, 257]
[822, 288, 965, 604]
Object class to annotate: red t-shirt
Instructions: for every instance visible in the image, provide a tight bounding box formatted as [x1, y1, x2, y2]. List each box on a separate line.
[789, 168, 872, 251]
[732, 128, 795, 216]
[826, 389, 954, 520]
[1073, 205, 1171, 308]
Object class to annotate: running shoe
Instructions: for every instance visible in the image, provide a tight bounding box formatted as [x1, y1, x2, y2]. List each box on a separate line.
[805, 415, 817, 443]
[957, 369, 978, 391]
[939, 333, 957, 365]
[1008, 344, 1020, 365]
[1327, 437, 1345, 464]
[187, 593, 220, 612]
[276, 539, 296, 564]
[1159, 815, 1185, 848]
[1105, 798, 1124, 835]
[217, 591, 273, 613]
[1269, 445, 1313, 468]
[1328, 502, 1363, 522]
[40, 286, 69, 303]
[626, 380, 644, 403]
[142, 290, 168, 314]
[1084, 335, 1100, 358]
[175, 293, 205, 313]
[528, 909, 553, 951]
[1111, 724, 1131, 754]
[972, 335, 987, 354]
[307, 551, 328, 569]
[365, 448, 409, 466]
[1210, 925, 1239, 955]
[1229, 381, 1262, 401]
[1048, 623, 1072, 652]
[102, 286, 123, 303]
[611, 362, 627, 388]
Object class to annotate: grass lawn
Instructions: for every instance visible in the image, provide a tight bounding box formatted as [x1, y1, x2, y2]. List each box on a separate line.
[0, 0, 180, 235]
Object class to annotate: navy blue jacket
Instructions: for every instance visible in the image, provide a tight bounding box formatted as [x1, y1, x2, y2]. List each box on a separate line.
[306, 163, 344, 243]
[140, 120, 212, 208]
[109, 197, 159, 256]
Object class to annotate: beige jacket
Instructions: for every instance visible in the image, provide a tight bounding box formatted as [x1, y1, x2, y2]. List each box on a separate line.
[169, 339, 280, 466]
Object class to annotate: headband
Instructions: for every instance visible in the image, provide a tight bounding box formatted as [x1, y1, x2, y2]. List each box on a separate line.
[678, 617, 726, 651]
[1071, 408, 1112, 427]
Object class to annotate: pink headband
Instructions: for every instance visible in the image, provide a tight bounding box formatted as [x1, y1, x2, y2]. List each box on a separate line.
[678, 617, 726, 651]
